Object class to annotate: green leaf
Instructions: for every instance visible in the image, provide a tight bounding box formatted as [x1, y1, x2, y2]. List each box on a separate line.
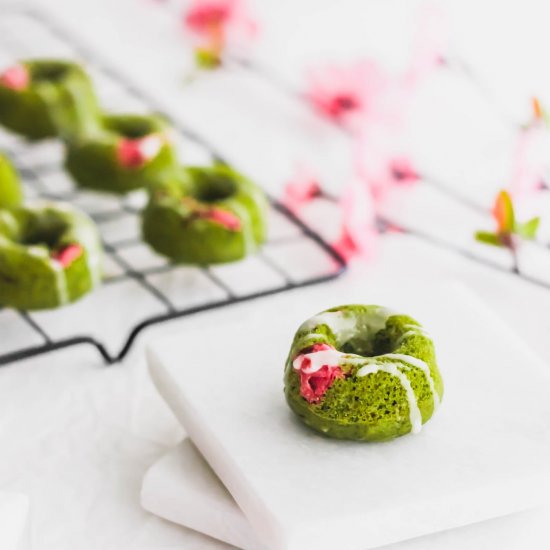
[515, 217, 540, 240]
[475, 231, 503, 247]
[195, 49, 221, 70]
[493, 190, 515, 233]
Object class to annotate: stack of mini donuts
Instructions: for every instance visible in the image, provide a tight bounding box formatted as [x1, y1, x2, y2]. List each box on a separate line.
[0, 59, 268, 311]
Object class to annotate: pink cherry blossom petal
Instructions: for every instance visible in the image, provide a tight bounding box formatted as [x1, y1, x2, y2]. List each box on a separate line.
[183, 0, 257, 53]
[390, 157, 420, 184]
[404, 2, 448, 89]
[0, 64, 29, 91]
[333, 177, 378, 261]
[305, 60, 389, 130]
[282, 164, 322, 213]
[354, 127, 420, 201]
[510, 123, 550, 197]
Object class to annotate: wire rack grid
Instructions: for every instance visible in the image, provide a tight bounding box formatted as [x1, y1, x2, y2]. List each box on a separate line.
[0, 6, 347, 367]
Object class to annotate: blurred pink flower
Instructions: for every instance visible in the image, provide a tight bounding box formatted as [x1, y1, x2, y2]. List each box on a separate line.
[305, 4, 446, 133]
[353, 128, 419, 200]
[305, 60, 389, 130]
[183, 0, 256, 67]
[282, 164, 321, 213]
[510, 98, 550, 196]
[333, 177, 378, 260]
[404, 2, 448, 89]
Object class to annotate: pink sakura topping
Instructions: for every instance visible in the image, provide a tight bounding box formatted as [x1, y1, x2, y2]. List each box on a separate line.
[293, 343, 345, 404]
[282, 164, 322, 213]
[200, 208, 241, 231]
[183, 0, 257, 61]
[305, 60, 389, 130]
[0, 64, 30, 91]
[116, 134, 164, 169]
[51, 244, 83, 268]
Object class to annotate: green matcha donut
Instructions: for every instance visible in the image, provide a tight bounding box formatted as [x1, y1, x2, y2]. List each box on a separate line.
[142, 164, 268, 264]
[0, 202, 103, 310]
[284, 305, 444, 442]
[0, 154, 23, 209]
[64, 113, 178, 194]
[0, 60, 100, 141]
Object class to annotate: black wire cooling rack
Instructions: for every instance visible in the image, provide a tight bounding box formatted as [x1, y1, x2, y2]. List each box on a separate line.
[0, 6, 347, 367]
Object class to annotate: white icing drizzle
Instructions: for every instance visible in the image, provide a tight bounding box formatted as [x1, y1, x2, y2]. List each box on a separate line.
[395, 325, 429, 347]
[26, 246, 49, 258]
[403, 323, 430, 337]
[293, 349, 364, 374]
[301, 332, 330, 343]
[382, 353, 440, 410]
[300, 307, 394, 346]
[83, 250, 101, 289]
[49, 259, 69, 305]
[229, 201, 255, 256]
[356, 361, 423, 434]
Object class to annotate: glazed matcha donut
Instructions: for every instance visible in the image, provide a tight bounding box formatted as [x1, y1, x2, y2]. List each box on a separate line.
[284, 305, 443, 441]
[0, 154, 23, 209]
[64, 113, 178, 194]
[0, 60, 100, 141]
[142, 164, 268, 264]
[0, 202, 103, 310]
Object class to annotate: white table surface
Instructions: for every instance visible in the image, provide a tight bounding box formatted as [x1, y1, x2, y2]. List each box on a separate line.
[2, 0, 550, 548]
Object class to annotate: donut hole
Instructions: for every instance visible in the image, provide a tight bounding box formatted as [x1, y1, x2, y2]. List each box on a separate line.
[103, 116, 157, 139]
[191, 173, 236, 203]
[340, 335, 388, 358]
[31, 62, 71, 83]
[18, 215, 67, 250]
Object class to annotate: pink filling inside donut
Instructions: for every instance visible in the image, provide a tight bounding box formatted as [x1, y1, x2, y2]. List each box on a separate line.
[199, 208, 241, 231]
[116, 134, 163, 168]
[293, 343, 344, 404]
[51, 244, 83, 267]
[0, 64, 29, 91]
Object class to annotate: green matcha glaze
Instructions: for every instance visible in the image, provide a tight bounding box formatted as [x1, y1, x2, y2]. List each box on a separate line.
[142, 164, 268, 264]
[65, 113, 179, 194]
[0, 60, 100, 141]
[0, 202, 103, 310]
[0, 154, 23, 209]
[284, 305, 444, 442]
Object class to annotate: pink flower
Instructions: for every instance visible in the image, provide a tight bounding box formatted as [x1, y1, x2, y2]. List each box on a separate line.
[404, 2, 448, 89]
[353, 128, 419, 201]
[305, 60, 389, 130]
[333, 177, 378, 261]
[51, 244, 83, 268]
[183, 0, 256, 66]
[510, 98, 550, 196]
[0, 64, 29, 91]
[116, 134, 164, 169]
[282, 164, 321, 213]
